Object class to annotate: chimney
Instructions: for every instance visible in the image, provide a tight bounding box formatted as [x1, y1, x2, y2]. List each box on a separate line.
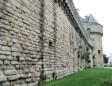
[76, 9, 79, 14]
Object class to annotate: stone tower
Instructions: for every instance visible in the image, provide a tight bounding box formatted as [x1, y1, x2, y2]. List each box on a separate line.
[80, 14, 104, 68]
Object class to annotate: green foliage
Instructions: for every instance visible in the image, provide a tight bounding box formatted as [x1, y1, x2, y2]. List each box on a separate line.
[87, 59, 91, 63]
[93, 56, 95, 59]
[79, 45, 82, 49]
[77, 51, 80, 58]
[41, 68, 112, 86]
[103, 54, 109, 64]
[81, 56, 84, 59]
[84, 51, 91, 64]
[85, 65, 91, 69]
[38, 71, 47, 86]
[40, 28, 45, 32]
[52, 72, 57, 80]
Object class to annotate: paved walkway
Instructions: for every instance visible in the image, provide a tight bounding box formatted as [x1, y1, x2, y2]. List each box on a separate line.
[104, 67, 112, 69]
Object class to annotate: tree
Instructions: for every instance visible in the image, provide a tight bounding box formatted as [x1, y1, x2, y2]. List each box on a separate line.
[103, 54, 109, 64]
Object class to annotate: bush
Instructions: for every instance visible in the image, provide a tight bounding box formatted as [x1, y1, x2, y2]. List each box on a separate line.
[52, 72, 57, 80]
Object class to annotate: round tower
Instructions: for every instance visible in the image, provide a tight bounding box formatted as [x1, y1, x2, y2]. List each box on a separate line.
[80, 14, 104, 68]
[90, 22, 104, 67]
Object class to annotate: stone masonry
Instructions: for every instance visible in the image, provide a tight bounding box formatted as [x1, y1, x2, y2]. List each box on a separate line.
[0, 0, 103, 86]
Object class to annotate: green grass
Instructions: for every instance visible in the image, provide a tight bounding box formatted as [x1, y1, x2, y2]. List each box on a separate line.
[41, 68, 112, 86]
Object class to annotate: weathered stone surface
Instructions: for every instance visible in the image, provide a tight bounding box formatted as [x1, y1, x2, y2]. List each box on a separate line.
[26, 78, 32, 82]
[12, 39, 18, 43]
[27, 83, 37, 86]
[0, 60, 3, 65]
[4, 60, 10, 65]
[4, 70, 18, 75]
[7, 74, 20, 81]
[11, 61, 19, 65]
[0, 75, 7, 82]
[0, 51, 11, 55]
[20, 57, 25, 61]
[7, 56, 13, 60]
[12, 52, 20, 57]
[0, 40, 7, 45]
[2, 82, 10, 86]
[0, 46, 10, 51]
[0, 71, 3, 75]
[14, 84, 27, 86]
[0, 55, 7, 60]
[11, 47, 19, 52]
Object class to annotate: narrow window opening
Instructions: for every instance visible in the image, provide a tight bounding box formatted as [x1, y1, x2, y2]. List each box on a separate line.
[16, 56, 20, 62]
[93, 56, 95, 59]
[98, 50, 101, 54]
[87, 48, 89, 51]
[49, 40, 53, 47]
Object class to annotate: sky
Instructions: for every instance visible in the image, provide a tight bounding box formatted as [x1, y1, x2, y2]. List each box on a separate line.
[73, 0, 112, 56]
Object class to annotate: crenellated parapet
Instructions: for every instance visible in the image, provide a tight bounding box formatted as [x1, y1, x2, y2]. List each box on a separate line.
[80, 14, 103, 36]
[90, 24, 103, 36]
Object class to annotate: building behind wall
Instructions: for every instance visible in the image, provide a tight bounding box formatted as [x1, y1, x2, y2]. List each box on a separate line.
[0, 0, 104, 86]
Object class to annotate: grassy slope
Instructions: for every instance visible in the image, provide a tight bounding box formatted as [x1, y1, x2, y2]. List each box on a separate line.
[42, 68, 112, 86]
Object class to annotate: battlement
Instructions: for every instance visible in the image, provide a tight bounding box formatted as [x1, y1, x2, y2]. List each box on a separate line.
[90, 24, 103, 36]
[80, 15, 103, 36]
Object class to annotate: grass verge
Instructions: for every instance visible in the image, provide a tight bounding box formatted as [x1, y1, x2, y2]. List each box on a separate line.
[41, 68, 112, 86]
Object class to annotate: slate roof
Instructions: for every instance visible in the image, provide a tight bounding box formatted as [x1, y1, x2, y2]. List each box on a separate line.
[80, 14, 100, 24]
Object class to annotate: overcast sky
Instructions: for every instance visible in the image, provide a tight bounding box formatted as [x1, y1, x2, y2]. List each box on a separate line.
[73, 0, 112, 56]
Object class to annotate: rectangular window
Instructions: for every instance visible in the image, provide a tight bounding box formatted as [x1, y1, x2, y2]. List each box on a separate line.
[98, 50, 101, 54]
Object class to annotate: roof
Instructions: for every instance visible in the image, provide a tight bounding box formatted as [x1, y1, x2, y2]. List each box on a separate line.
[80, 14, 100, 24]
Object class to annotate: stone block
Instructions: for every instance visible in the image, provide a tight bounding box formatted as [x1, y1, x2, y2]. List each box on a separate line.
[12, 39, 18, 43]
[7, 74, 20, 81]
[0, 75, 7, 82]
[4, 70, 18, 75]
[26, 78, 32, 82]
[0, 51, 11, 55]
[0, 60, 3, 65]
[0, 55, 7, 60]
[2, 82, 10, 86]
[14, 84, 27, 86]
[4, 60, 10, 65]
[0, 46, 10, 51]
[11, 47, 19, 52]
[20, 57, 25, 61]
[12, 52, 20, 57]
[0, 40, 7, 45]
[7, 56, 13, 60]
[27, 83, 37, 86]
[11, 61, 19, 65]
[20, 74, 26, 78]
[0, 71, 3, 75]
